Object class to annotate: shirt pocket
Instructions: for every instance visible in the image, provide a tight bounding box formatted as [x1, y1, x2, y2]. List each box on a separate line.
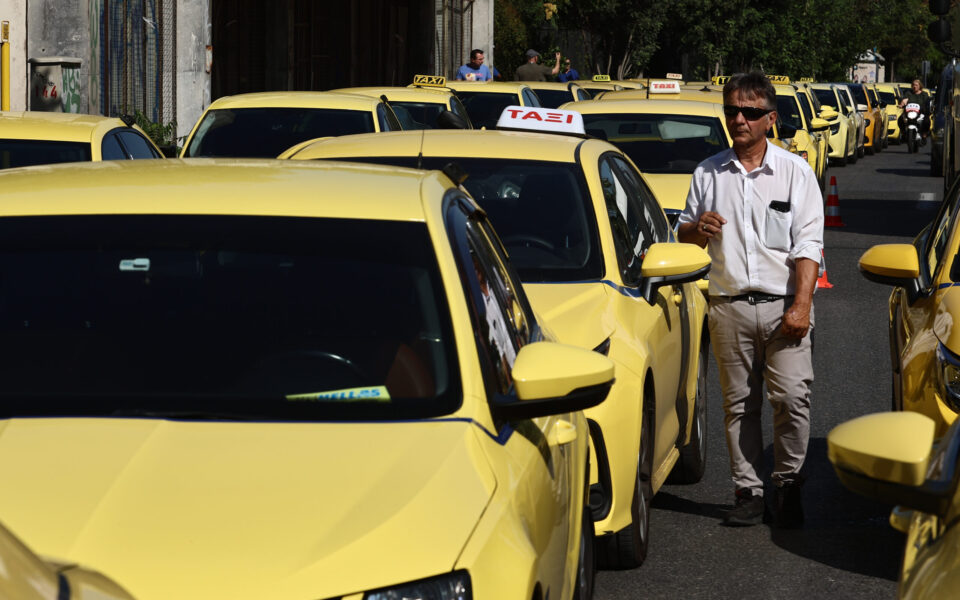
[763, 208, 791, 252]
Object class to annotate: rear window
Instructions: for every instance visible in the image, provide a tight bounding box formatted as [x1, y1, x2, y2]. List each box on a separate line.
[581, 113, 728, 173]
[0, 139, 91, 169]
[532, 89, 575, 109]
[390, 101, 447, 129]
[0, 215, 461, 421]
[455, 92, 519, 129]
[184, 108, 376, 158]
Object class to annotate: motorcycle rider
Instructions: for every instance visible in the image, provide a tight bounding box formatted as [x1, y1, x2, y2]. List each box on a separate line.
[899, 78, 931, 144]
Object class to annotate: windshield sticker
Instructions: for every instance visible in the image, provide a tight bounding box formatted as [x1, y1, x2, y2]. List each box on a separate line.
[119, 258, 150, 272]
[286, 386, 390, 402]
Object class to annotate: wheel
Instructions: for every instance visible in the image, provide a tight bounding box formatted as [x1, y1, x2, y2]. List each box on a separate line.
[857, 143, 865, 158]
[866, 142, 875, 155]
[501, 234, 556, 252]
[598, 398, 652, 569]
[668, 338, 708, 484]
[848, 145, 858, 165]
[573, 500, 596, 600]
[907, 134, 917, 154]
[834, 154, 846, 167]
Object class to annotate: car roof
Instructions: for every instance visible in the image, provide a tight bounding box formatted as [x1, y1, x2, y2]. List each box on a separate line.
[597, 88, 725, 104]
[0, 111, 128, 143]
[523, 81, 581, 91]
[203, 91, 386, 111]
[332, 86, 455, 103]
[773, 84, 797, 96]
[445, 81, 530, 93]
[281, 129, 589, 163]
[0, 159, 440, 222]
[564, 98, 726, 118]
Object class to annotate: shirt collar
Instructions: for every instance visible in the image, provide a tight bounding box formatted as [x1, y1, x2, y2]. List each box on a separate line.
[721, 140, 776, 175]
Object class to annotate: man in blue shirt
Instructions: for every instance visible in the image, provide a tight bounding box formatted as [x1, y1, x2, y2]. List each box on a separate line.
[558, 59, 579, 82]
[456, 49, 492, 82]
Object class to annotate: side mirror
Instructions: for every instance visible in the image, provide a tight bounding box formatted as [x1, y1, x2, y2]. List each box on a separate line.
[809, 117, 831, 132]
[639, 242, 711, 304]
[820, 105, 837, 115]
[490, 341, 615, 420]
[436, 110, 470, 130]
[828, 412, 952, 516]
[858, 243, 920, 287]
[929, 18, 952, 44]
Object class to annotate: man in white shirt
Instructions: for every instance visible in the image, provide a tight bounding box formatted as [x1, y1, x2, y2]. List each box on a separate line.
[677, 72, 823, 528]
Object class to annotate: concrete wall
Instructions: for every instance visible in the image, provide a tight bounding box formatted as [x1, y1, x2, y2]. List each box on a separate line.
[176, 0, 210, 141]
[28, 0, 90, 111]
[0, 0, 29, 110]
[472, 0, 494, 73]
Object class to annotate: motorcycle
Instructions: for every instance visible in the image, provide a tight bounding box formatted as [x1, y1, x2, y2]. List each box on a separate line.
[902, 102, 924, 154]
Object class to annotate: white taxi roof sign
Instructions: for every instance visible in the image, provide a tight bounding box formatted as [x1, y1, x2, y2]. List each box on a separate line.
[648, 80, 681, 94]
[413, 74, 447, 87]
[665, 72, 683, 80]
[592, 74, 611, 82]
[496, 106, 586, 136]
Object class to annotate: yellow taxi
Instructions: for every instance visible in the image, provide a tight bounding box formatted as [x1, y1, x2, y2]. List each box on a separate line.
[0, 159, 613, 600]
[827, 411, 960, 599]
[179, 91, 403, 158]
[562, 93, 730, 225]
[524, 81, 592, 108]
[0, 518, 136, 599]
[845, 82, 884, 154]
[867, 84, 891, 149]
[792, 83, 837, 188]
[445, 81, 541, 129]
[581, 75, 626, 98]
[281, 106, 712, 570]
[773, 83, 825, 184]
[333, 76, 473, 129]
[0, 111, 163, 168]
[858, 184, 960, 433]
[876, 83, 904, 144]
[810, 83, 860, 165]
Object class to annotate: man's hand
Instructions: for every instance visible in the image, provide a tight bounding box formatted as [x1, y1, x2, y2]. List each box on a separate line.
[782, 301, 811, 338]
[782, 257, 818, 338]
[677, 211, 726, 246]
[550, 52, 562, 76]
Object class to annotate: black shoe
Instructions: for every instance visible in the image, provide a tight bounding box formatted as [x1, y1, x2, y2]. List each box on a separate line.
[775, 483, 804, 529]
[723, 489, 764, 526]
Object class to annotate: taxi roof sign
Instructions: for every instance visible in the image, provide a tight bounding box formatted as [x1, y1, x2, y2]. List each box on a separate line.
[766, 75, 791, 84]
[648, 80, 681, 94]
[413, 74, 447, 87]
[711, 76, 729, 85]
[665, 72, 683, 80]
[592, 74, 611, 82]
[496, 106, 586, 137]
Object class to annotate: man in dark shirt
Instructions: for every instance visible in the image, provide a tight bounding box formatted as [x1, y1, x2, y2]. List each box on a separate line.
[899, 78, 931, 141]
[558, 59, 580, 82]
[515, 49, 561, 82]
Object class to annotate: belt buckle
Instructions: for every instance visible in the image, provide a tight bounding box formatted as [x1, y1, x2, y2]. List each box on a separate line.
[747, 293, 759, 305]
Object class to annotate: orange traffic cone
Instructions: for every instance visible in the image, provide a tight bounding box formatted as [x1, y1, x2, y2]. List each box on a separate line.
[825, 176, 845, 227]
[816, 249, 833, 289]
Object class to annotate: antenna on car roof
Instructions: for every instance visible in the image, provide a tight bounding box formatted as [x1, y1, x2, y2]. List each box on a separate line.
[416, 128, 425, 170]
[119, 113, 136, 127]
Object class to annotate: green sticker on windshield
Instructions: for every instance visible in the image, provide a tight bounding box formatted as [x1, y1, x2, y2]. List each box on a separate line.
[286, 386, 390, 402]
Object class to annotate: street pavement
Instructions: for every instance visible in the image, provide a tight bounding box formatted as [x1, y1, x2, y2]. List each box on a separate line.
[594, 140, 941, 599]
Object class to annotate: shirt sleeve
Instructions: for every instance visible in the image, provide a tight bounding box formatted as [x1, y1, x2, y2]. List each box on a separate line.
[788, 163, 824, 263]
[677, 165, 705, 226]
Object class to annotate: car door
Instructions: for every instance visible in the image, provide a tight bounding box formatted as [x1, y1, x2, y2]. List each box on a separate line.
[598, 153, 685, 469]
[453, 205, 575, 595]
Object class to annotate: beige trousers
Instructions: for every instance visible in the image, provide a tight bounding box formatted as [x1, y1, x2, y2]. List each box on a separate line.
[708, 296, 814, 495]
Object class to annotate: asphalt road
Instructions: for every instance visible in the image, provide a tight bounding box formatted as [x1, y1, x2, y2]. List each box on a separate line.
[594, 140, 943, 599]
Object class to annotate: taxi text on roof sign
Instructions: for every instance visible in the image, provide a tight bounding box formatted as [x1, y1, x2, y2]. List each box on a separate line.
[648, 80, 681, 94]
[592, 74, 611, 82]
[797, 77, 814, 83]
[766, 75, 791, 84]
[665, 72, 683, 80]
[496, 105, 586, 136]
[711, 76, 729, 85]
[413, 74, 446, 87]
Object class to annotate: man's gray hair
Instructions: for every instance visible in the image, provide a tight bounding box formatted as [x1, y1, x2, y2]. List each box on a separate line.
[723, 72, 776, 111]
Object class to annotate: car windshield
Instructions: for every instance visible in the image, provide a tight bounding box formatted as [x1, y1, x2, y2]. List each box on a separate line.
[0, 139, 91, 169]
[581, 113, 728, 174]
[776, 96, 805, 130]
[533, 89, 574, 109]
[0, 215, 460, 420]
[454, 91, 519, 129]
[184, 108, 376, 158]
[390, 101, 447, 129]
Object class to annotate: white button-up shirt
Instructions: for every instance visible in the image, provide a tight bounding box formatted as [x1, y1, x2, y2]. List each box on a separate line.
[678, 140, 824, 297]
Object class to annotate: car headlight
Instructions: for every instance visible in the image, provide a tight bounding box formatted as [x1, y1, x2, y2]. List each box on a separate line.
[936, 343, 960, 413]
[365, 571, 472, 600]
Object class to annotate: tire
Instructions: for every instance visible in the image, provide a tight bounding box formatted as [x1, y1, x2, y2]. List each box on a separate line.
[573, 501, 596, 600]
[866, 142, 875, 156]
[907, 134, 917, 154]
[834, 154, 846, 167]
[848, 146, 858, 164]
[598, 399, 653, 569]
[668, 338, 708, 484]
[857, 143, 865, 158]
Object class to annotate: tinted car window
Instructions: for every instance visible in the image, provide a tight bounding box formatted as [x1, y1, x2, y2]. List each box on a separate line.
[577, 89, 592, 101]
[599, 156, 654, 285]
[776, 96, 805, 130]
[456, 92, 519, 129]
[795, 92, 815, 126]
[581, 113, 728, 173]
[184, 108, 376, 158]
[0, 140, 92, 168]
[0, 215, 460, 420]
[533, 89, 573, 109]
[813, 89, 839, 111]
[377, 103, 403, 132]
[117, 130, 161, 159]
[848, 85, 868, 106]
[522, 89, 542, 107]
[391, 101, 447, 129]
[100, 134, 127, 160]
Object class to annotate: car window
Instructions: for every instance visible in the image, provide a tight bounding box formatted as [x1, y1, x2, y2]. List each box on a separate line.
[577, 89, 592, 101]
[101, 133, 127, 160]
[776, 96, 805, 130]
[813, 88, 838, 112]
[926, 185, 960, 281]
[449, 95, 472, 124]
[456, 91, 520, 129]
[848, 85, 868, 107]
[610, 155, 669, 242]
[117, 130, 161, 159]
[534, 89, 574, 109]
[599, 155, 655, 285]
[796, 92, 815, 126]
[0, 140, 92, 168]
[522, 88, 542, 107]
[377, 103, 403, 131]
[0, 215, 462, 420]
[184, 108, 377, 158]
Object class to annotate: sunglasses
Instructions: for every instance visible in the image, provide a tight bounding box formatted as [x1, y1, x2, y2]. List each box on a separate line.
[722, 105, 773, 120]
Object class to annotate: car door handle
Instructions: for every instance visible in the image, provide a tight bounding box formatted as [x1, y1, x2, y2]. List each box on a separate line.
[550, 420, 578, 445]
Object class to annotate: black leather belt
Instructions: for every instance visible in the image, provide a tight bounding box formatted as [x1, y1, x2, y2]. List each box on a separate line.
[729, 292, 791, 304]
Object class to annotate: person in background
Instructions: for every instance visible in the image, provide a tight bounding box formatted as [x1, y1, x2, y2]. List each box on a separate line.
[558, 58, 579, 82]
[677, 71, 823, 530]
[899, 78, 931, 142]
[515, 49, 561, 82]
[456, 49, 492, 82]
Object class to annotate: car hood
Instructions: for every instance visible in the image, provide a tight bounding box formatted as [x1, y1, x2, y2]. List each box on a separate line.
[524, 281, 615, 351]
[0, 417, 496, 600]
[641, 173, 693, 213]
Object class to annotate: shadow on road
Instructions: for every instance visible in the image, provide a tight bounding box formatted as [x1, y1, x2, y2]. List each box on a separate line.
[651, 491, 728, 520]
[875, 166, 930, 177]
[828, 199, 938, 237]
